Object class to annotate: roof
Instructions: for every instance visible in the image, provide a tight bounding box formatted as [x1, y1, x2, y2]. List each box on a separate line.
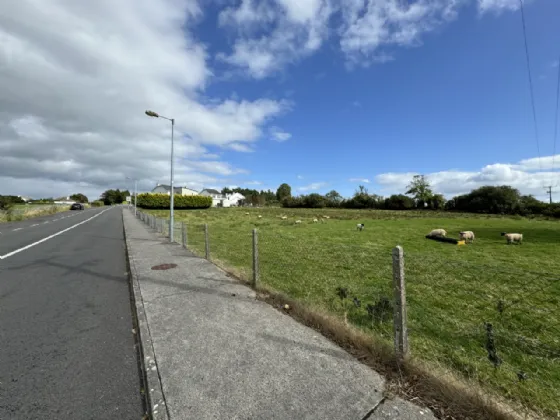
[201, 188, 221, 194]
[152, 184, 182, 194]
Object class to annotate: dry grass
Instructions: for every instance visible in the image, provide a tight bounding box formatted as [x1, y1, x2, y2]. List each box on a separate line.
[146, 206, 559, 418]
[0, 204, 70, 223]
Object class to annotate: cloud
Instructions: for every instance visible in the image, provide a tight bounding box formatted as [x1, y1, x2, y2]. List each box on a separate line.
[297, 175, 304, 179]
[0, 0, 287, 199]
[478, 0, 526, 14]
[245, 180, 263, 185]
[270, 126, 292, 142]
[349, 178, 370, 183]
[375, 154, 560, 200]
[298, 182, 328, 192]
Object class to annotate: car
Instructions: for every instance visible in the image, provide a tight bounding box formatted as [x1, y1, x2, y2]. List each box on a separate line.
[70, 202, 84, 210]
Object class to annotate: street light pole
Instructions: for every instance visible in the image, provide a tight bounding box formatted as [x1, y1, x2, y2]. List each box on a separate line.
[145, 110, 175, 242]
[126, 176, 138, 216]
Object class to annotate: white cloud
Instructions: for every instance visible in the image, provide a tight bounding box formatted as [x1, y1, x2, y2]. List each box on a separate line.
[270, 126, 292, 142]
[349, 178, 370, 183]
[0, 0, 287, 199]
[478, 0, 525, 14]
[185, 161, 248, 176]
[245, 180, 263, 185]
[298, 182, 328, 192]
[297, 175, 304, 179]
[375, 155, 560, 201]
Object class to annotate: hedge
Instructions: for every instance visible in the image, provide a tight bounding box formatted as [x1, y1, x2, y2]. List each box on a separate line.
[90, 200, 104, 207]
[136, 193, 212, 209]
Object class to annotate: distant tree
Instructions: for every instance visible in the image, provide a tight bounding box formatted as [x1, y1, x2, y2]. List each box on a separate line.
[70, 193, 89, 203]
[384, 194, 415, 210]
[427, 194, 445, 210]
[101, 189, 129, 205]
[453, 185, 521, 214]
[0, 195, 24, 210]
[405, 175, 433, 208]
[324, 190, 343, 207]
[276, 183, 292, 202]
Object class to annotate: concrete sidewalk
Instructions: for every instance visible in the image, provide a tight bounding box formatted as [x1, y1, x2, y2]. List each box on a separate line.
[123, 209, 436, 420]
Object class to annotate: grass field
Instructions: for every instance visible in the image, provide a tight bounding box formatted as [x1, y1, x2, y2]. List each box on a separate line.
[147, 207, 559, 417]
[0, 204, 72, 223]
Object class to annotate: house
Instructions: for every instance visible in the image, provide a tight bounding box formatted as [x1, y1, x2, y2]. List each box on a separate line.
[17, 195, 32, 202]
[151, 184, 199, 196]
[199, 189, 245, 207]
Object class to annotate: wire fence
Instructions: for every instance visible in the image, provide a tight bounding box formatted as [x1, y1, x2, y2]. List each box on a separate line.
[134, 210, 559, 418]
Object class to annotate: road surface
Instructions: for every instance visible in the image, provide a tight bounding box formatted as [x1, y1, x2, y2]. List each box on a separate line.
[0, 206, 143, 419]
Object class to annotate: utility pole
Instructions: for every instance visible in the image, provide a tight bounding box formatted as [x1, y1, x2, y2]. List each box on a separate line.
[545, 186, 553, 204]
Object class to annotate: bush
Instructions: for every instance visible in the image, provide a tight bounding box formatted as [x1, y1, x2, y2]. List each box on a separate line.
[90, 201, 104, 207]
[136, 193, 212, 209]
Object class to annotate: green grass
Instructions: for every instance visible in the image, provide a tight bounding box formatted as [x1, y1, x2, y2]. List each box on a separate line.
[0, 204, 71, 222]
[147, 207, 559, 417]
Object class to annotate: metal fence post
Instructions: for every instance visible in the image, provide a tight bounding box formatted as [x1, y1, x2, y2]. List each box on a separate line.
[392, 245, 408, 361]
[204, 224, 209, 260]
[252, 228, 259, 288]
[182, 222, 187, 249]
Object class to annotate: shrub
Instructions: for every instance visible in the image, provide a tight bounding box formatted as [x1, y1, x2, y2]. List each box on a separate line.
[90, 201, 104, 207]
[136, 193, 212, 209]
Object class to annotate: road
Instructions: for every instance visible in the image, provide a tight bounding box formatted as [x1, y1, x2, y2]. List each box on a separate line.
[0, 206, 143, 419]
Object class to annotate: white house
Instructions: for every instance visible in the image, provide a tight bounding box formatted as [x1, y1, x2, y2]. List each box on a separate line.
[151, 184, 199, 196]
[199, 189, 245, 207]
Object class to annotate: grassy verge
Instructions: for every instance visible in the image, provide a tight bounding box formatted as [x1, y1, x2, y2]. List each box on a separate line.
[145, 207, 559, 418]
[0, 204, 71, 222]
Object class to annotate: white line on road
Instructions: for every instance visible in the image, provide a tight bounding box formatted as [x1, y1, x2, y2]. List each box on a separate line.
[0, 208, 112, 260]
[43, 221, 49, 224]
[31, 224, 39, 227]
[12, 228, 22, 232]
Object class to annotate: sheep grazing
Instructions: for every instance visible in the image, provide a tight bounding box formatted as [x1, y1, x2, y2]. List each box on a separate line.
[323, 215, 330, 219]
[257, 215, 262, 219]
[501, 232, 523, 245]
[313, 218, 318, 223]
[428, 229, 447, 238]
[245, 212, 250, 215]
[281, 216, 288, 220]
[295, 220, 302, 224]
[459, 231, 475, 243]
[357, 223, 365, 231]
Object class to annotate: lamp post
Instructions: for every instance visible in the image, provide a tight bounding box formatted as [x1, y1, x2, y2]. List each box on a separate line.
[145, 110, 175, 242]
[126, 177, 138, 216]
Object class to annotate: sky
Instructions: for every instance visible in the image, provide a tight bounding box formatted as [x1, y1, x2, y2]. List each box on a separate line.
[1, 0, 559, 201]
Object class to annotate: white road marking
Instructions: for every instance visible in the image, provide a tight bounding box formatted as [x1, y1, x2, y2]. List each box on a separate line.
[31, 224, 39, 227]
[43, 221, 49, 224]
[0, 208, 112, 260]
[12, 228, 23, 232]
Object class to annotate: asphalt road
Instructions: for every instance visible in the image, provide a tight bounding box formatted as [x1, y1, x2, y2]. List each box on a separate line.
[0, 206, 143, 419]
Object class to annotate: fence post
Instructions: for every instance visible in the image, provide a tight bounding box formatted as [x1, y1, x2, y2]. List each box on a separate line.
[252, 228, 259, 288]
[182, 222, 188, 249]
[204, 224, 209, 260]
[392, 245, 408, 361]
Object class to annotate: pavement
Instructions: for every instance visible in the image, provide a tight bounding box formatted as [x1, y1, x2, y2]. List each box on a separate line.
[124, 209, 437, 420]
[0, 206, 143, 420]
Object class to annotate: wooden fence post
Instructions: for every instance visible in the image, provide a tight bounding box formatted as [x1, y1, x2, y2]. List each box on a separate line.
[392, 245, 408, 361]
[252, 228, 259, 288]
[182, 222, 187, 249]
[204, 224, 209, 260]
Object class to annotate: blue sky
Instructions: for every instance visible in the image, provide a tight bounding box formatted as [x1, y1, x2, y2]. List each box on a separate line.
[1, 0, 560, 201]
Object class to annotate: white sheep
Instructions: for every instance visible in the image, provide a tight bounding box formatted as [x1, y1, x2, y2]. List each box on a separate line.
[257, 215, 262, 219]
[501, 232, 523, 245]
[313, 218, 318, 223]
[323, 215, 330, 219]
[428, 229, 447, 237]
[459, 231, 475, 243]
[357, 223, 365, 231]
[245, 212, 250, 215]
[295, 220, 302, 224]
[281, 216, 288, 220]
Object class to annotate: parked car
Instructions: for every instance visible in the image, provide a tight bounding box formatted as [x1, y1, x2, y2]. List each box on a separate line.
[70, 202, 84, 210]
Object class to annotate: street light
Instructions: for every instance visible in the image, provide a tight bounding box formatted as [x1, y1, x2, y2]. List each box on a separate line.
[126, 177, 138, 216]
[145, 109, 175, 242]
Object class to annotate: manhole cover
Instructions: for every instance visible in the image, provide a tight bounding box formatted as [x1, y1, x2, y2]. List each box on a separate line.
[151, 263, 178, 270]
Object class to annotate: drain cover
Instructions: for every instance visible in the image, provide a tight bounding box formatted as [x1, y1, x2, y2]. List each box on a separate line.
[151, 263, 178, 270]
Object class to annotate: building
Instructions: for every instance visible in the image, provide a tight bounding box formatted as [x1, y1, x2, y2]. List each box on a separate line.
[151, 184, 198, 196]
[199, 189, 245, 207]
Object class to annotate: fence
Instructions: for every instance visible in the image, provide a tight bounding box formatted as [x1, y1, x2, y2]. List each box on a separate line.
[133, 209, 559, 418]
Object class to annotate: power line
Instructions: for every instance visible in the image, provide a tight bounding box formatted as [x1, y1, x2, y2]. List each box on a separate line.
[519, 0, 542, 172]
[545, 185, 553, 204]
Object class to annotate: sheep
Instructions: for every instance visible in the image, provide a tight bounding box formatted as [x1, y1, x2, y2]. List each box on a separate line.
[428, 229, 447, 237]
[281, 216, 288, 220]
[501, 232, 523, 245]
[295, 220, 302, 224]
[245, 212, 250, 215]
[459, 230, 475, 243]
[323, 215, 330, 219]
[257, 215, 262, 219]
[357, 223, 365, 231]
[313, 218, 318, 223]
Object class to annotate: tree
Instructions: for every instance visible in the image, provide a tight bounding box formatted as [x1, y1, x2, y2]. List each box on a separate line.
[405, 175, 433, 208]
[70, 193, 89, 203]
[100, 189, 130, 205]
[325, 190, 343, 207]
[384, 194, 415, 210]
[427, 194, 445, 210]
[276, 183, 292, 202]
